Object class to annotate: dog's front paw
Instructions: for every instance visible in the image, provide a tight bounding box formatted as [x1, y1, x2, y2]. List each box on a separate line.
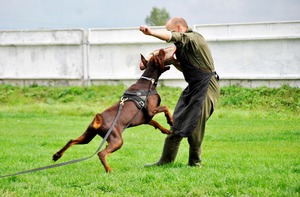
[168, 120, 174, 126]
[160, 128, 171, 135]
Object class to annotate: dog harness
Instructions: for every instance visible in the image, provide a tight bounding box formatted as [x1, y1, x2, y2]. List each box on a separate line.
[121, 89, 159, 109]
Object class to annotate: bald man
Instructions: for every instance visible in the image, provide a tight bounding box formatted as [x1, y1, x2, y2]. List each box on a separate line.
[140, 17, 220, 167]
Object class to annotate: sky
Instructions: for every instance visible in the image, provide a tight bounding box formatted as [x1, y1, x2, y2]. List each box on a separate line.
[0, 0, 300, 30]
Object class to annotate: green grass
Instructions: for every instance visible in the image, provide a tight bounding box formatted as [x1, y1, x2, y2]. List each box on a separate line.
[0, 84, 299, 196]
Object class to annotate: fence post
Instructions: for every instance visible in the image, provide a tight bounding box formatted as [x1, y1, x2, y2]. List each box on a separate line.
[82, 29, 90, 86]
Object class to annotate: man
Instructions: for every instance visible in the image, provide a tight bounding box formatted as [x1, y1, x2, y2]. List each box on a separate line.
[139, 17, 220, 167]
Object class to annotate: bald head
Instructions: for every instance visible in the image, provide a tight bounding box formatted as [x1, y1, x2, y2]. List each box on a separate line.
[166, 17, 188, 33]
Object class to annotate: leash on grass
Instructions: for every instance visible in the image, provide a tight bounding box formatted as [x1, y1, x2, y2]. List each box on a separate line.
[0, 101, 124, 179]
[0, 77, 155, 179]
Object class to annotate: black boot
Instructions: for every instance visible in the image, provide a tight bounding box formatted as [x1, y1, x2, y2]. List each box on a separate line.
[145, 136, 181, 167]
[188, 147, 202, 167]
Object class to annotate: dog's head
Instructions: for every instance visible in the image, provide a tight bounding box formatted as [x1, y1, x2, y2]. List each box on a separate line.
[140, 49, 170, 73]
[139, 46, 181, 71]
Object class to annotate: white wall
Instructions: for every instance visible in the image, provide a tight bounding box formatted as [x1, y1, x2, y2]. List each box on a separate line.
[0, 21, 299, 88]
[196, 21, 300, 87]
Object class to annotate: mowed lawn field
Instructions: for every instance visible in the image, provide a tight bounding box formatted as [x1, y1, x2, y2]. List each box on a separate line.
[0, 84, 299, 196]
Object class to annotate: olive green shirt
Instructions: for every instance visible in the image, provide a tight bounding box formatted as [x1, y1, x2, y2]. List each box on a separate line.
[168, 28, 215, 72]
[168, 28, 220, 111]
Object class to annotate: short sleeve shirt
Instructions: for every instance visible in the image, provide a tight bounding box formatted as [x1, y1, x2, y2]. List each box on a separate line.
[168, 28, 215, 72]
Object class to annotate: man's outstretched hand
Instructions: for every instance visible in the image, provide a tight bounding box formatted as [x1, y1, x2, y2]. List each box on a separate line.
[139, 25, 152, 35]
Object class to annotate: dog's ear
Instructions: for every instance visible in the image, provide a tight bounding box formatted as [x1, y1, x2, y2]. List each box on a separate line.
[158, 49, 166, 70]
[158, 49, 165, 60]
[140, 54, 148, 70]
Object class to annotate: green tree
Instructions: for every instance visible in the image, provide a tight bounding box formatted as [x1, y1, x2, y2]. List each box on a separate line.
[145, 7, 170, 26]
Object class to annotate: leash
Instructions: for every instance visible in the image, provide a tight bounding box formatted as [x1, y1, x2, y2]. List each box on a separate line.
[0, 100, 125, 179]
[0, 77, 156, 179]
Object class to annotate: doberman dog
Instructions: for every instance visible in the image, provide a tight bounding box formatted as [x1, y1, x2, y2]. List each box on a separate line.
[53, 49, 173, 172]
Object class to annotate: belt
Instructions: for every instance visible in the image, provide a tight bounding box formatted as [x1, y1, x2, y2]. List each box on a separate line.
[213, 71, 219, 81]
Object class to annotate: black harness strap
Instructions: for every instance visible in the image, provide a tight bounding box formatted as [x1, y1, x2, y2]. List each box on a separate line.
[122, 89, 158, 109]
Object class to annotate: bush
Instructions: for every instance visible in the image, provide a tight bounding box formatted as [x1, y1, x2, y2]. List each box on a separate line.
[0, 84, 299, 113]
[219, 85, 300, 112]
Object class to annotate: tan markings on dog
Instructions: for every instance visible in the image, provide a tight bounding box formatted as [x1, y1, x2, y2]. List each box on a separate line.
[93, 114, 102, 129]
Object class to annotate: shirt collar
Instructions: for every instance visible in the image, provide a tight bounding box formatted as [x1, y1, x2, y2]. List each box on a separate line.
[186, 28, 193, 33]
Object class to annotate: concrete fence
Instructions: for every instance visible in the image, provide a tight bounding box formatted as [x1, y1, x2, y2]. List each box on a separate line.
[0, 21, 299, 88]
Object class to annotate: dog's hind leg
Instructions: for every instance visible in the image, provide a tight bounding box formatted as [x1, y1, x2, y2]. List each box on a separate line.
[98, 131, 123, 173]
[52, 114, 102, 161]
[52, 130, 97, 161]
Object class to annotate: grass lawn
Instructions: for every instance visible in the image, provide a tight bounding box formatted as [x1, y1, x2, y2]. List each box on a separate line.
[0, 85, 299, 196]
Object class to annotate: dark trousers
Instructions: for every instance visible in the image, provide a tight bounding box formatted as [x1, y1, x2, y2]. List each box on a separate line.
[157, 76, 220, 165]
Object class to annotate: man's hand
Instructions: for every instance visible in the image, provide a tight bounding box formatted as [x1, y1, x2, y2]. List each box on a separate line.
[139, 25, 152, 35]
[139, 25, 171, 41]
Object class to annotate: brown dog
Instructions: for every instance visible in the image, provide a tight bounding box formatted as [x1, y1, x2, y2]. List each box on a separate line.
[53, 49, 173, 172]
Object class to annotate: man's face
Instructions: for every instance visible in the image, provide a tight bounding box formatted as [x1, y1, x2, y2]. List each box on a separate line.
[166, 21, 186, 33]
[166, 20, 177, 32]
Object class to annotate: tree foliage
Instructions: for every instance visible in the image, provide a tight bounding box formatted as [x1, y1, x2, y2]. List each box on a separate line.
[145, 7, 170, 26]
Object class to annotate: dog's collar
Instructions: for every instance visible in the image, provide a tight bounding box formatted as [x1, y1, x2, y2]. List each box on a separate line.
[140, 76, 157, 86]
